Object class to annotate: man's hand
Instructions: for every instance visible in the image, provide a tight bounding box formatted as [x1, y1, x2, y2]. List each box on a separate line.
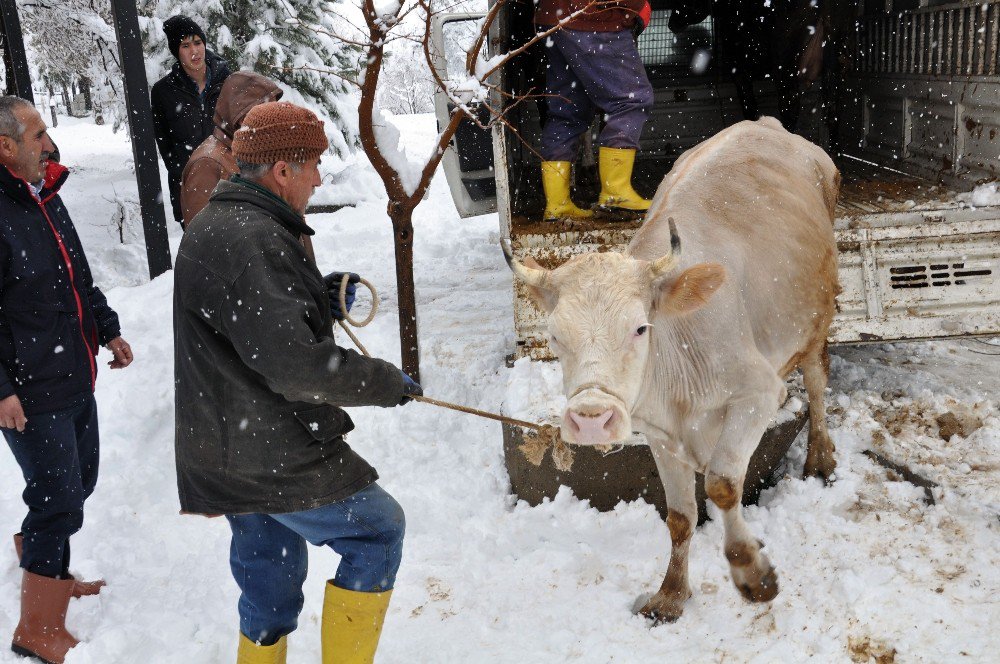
[324, 272, 361, 321]
[0, 394, 27, 431]
[107, 337, 133, 369]
[399, 372, 423, 406]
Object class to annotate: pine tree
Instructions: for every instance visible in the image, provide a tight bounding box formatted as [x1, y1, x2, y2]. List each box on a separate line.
[146, 0, 361, 155]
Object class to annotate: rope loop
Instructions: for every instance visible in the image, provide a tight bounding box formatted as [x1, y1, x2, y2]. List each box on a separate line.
[341, 276, 378, 328]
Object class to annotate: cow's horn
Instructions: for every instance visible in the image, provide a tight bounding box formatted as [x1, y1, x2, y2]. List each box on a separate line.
[649, 218, 682, 278]
[501, 239, 549, 288]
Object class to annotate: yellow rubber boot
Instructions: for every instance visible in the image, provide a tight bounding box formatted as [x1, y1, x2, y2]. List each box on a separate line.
[541, 161, 593, 221]
[597, 147, 651, 213]
[322, 582, 392, 664]
[237, 633, 287, 664]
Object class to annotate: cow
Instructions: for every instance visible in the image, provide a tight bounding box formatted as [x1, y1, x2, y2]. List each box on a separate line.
[503, 117, 840, 623]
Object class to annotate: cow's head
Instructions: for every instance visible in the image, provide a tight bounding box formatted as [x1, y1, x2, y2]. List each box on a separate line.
[503, 220, 725, 446]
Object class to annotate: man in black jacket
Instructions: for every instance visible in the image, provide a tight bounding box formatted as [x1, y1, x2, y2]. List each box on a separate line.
[174, 101, 421, 664]
[0, 96, 133, 664]
[151, 15, 231, 225]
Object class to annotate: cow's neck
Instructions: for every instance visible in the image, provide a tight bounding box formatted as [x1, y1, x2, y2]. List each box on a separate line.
[637, 311, 723, 419]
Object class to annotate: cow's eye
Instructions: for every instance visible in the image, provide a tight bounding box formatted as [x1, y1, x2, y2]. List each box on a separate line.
[636, 325, 649, 336]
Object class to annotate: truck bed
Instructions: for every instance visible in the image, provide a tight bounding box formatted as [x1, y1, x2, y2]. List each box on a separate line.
[508, 158, 1000, 359]
[835, 156, 960, 219]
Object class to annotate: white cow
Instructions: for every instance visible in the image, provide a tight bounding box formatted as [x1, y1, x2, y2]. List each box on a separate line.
[505, 118, 840, 622]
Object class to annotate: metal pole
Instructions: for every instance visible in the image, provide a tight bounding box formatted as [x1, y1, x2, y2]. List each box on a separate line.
[109, 0, 172, 279]
[0, 0, 33, 102]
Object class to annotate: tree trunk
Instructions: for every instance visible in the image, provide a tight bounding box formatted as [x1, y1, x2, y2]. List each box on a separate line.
[389, 203, 420, 382]
[80, 76, 93, 111]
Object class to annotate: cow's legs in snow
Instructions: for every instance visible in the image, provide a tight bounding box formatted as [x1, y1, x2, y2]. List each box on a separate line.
[705, 385, 783, 604]
[801, 344, 837, 480]
[639, 441, 697, 623]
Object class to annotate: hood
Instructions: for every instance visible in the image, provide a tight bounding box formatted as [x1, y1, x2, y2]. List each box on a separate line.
[212, 71, 284, 144]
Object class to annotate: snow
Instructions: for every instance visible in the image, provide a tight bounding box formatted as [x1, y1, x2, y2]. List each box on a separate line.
[2, 113, 1000, 662]
[957, 182, 1000, 208]
[371, 107, 423, 197]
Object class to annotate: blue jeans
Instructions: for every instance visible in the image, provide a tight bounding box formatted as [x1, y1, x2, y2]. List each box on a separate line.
[2, 395, 99, 578]
[540, 28, 654, 161]
[226, 482, 405, 646]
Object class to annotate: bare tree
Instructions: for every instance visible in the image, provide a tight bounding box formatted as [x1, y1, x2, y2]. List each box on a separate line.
[377, 42, 435, 115]
[294, 0, 601, 380]
[22, 0, 127, 127]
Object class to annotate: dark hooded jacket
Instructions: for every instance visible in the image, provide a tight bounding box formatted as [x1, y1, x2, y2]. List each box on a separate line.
[180, 71, 282, 226]
[0, 162, 120, 415]
[151, 50, 231, 223]
[173, 178, 406, 515]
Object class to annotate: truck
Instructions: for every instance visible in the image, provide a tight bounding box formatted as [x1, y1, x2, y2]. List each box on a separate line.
[431, 1, 1000, 519]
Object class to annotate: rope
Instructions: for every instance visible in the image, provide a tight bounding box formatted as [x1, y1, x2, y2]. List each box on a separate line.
[334, 279, 549, 432]
[334, 276, 570, 468]
[340, 276, 378, 328]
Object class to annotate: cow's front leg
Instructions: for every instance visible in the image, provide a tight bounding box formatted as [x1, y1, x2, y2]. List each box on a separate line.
[638, 439, 697, 624]
[706, 388, 783, 605]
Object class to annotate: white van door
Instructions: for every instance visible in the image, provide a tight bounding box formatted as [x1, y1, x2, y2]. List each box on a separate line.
[431, 13, 498, 218]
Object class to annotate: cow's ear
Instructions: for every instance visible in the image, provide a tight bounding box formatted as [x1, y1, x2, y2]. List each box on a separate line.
[523, 256, 558, 312]
[658, 262, 726, 315]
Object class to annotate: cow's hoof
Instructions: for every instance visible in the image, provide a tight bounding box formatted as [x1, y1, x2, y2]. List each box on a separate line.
[732, 555, 779, 603]
[804, 432, 837, 483]
[803, 457, 837, 484]
[636, 589, 690, 625]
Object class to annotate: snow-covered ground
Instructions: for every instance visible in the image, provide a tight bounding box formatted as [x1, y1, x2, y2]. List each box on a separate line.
[1, 113, 999, 663]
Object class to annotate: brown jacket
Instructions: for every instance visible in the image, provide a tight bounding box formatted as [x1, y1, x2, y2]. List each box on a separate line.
[534, 0, 646, 32]
[180, 71, 283, 227]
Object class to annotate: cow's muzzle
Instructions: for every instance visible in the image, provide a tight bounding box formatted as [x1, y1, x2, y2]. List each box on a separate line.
[562, 385, 631, 446]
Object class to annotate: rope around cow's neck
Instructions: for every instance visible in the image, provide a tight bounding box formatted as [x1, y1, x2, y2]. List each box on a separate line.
[334, 279, 554, 434]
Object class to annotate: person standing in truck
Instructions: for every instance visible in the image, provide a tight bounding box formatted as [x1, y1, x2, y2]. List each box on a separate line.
[151, 15, 231, 225]
[534, 0, 654, 221]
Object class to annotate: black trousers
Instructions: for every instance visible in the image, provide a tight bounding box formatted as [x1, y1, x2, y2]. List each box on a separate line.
[3, 395, 99, 578]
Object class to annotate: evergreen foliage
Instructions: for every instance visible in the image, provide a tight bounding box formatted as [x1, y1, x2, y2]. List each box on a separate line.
[146, 0, 361, 154]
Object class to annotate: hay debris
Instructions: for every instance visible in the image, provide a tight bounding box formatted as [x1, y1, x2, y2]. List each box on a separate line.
[518, 424, 575, 471]
[935, 410, 983, 441]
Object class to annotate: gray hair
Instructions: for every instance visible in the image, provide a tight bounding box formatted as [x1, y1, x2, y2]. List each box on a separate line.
[236, 159, 302, 181]
[0, 96, 32, 142]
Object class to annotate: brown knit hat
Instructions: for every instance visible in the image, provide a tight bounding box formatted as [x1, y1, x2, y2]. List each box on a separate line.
[231, 101, 329, 164]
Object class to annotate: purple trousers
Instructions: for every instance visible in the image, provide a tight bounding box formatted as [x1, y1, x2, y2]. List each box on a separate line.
[539, 28, 654, 162]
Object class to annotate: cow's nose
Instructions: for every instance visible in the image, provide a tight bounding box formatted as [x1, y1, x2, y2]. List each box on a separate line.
[567, 409, 615, 444]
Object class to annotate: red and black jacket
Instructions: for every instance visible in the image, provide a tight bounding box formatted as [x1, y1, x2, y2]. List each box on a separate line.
[0, 161, 120, 415]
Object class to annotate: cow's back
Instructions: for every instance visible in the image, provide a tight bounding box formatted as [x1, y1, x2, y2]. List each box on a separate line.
[629, 118, 840, 372]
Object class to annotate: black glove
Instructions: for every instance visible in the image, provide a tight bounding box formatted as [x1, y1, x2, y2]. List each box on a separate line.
[399, 371, 423, 406]
[325, 271, 361, 321]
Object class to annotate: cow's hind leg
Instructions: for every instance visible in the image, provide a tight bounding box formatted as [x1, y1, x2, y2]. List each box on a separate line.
[801, 342, 837, 481]
[706, 383, 784, 604]
[638, 441, 697, 624]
